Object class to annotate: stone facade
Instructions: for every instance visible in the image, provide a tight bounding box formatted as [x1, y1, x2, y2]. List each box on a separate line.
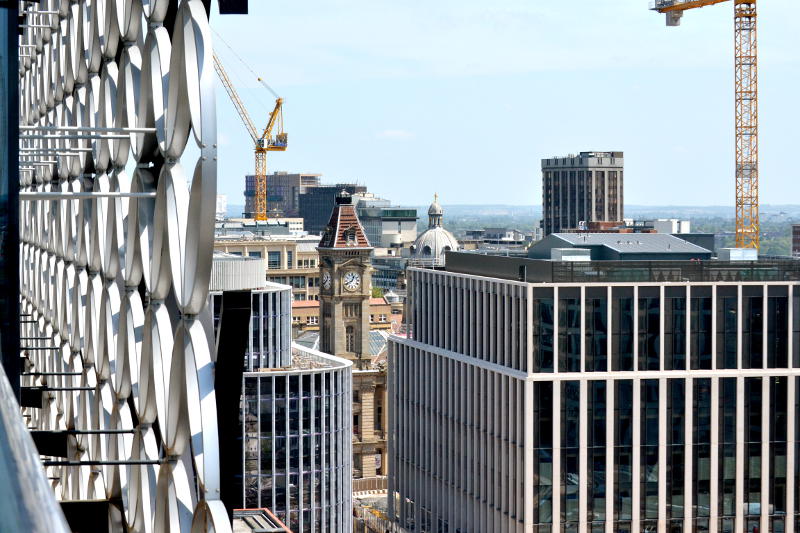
[353, 369, 388, 479]
[318, 191, 389, 482]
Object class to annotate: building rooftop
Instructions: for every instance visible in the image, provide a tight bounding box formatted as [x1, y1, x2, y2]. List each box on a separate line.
[441, 251, 800, 284]
[318, 191, 372, 249]
[532, 232, 711, 256]
[293, 331, 390, 361]
[245, 344, 352, 373]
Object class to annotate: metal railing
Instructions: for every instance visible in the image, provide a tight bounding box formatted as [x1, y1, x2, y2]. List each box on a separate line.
[549, 259, 800, 283]
[0, 358, 70, 532]
[353, 476, 388, 493]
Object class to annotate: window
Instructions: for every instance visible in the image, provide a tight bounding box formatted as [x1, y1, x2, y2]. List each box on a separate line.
[248, 251, 262, 258]
[344, 227, 357, 245]
[353, 390, 360, 402]
[292, 316, 300, 323]
[306, 316, 318, 325]
[346, 326, 355, 352]
[369, 315, 374, 323]
[286, 251, 293, 270]
[267, 251, 281, 269]
[379, 314, 387, 323]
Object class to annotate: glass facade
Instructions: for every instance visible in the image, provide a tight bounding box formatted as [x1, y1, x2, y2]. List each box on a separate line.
[395, 268, 800, 533]
[241, 364, 352, 532]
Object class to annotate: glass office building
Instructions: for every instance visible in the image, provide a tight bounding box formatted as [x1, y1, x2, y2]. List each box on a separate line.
[389, 253, 800, 533]
[240, 347, 352, 531]
[214, 282, 353, 532]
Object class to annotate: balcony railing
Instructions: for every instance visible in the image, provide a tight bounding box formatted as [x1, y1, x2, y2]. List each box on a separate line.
[0, 360, 69, 532]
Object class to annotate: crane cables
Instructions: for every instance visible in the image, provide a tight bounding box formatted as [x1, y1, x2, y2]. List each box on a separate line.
[211, 28, 281, 100]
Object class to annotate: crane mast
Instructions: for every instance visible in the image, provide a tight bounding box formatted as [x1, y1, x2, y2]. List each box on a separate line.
[212, 53, 287, 221]
[651, 0, 760, 249]
[734, 0, 759, 249]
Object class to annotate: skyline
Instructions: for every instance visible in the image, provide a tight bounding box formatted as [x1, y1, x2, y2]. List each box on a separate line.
[209, 0, 799, 207]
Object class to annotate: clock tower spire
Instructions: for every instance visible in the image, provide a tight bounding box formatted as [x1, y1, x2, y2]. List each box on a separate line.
[317, 190, 373, 369]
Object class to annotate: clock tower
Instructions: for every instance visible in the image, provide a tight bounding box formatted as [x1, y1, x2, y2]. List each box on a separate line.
[317, 190, 373, 369]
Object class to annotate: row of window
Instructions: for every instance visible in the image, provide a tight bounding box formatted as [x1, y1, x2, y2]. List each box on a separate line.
[532, 377, 799, 529]
[267, 275, 319, 289]
[532, 288, 800, 372]
[292, 314, 386, 326]
[223, 250, 317, 270]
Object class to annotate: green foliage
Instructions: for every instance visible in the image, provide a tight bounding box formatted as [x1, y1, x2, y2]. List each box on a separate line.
[371, 287, 384, 298]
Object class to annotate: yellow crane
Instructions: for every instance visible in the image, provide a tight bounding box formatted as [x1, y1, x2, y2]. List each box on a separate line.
[213, 53, 287, 221]
[651, 0, 759, 249]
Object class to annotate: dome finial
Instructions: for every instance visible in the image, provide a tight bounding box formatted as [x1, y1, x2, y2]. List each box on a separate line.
[427, 193, 444, 226]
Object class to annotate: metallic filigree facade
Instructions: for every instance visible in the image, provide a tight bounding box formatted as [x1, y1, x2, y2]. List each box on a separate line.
[17, 0, 228, 530]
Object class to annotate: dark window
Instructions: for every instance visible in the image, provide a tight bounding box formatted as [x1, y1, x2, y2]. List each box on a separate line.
[587, 381, 607, 524]
[665, 292, 687, 370]
[612, 289, 634, 371]
[667, 379, 685, 521]
[719, 378, 736, 519]
[268, 251, 281, 269]
[641, 380, 659, 520]
[532, 295, 554, 373]
[558, 298, 581, 372]
[744, 378, 762, 517]
[769, 377, 788, 516]
[716, 293, 738, 369]
[561, 381, 580, 526]
[743, 294, 764, 369]
[693, 378, 712, 518]
[690, 294, 713, 370]
[638, 296, 660, 371]
[614, 380, 633, 522]
[585, 297, 608, 372]
[767, 295, 789, 368]
[533, 382, 553, 525]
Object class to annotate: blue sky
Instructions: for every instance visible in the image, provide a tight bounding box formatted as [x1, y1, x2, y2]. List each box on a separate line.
[208, 0, 799, 207]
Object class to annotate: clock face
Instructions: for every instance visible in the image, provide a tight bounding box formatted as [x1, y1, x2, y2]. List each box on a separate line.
[322, 271, 332, 290]
[343, 271, 361, 291]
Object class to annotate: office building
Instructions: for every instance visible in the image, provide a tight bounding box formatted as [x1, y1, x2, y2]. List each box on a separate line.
[214, 237, 322, 301]
[244, 172, 322, 218]
[212, 276, 353, 532]
[300, 184, 367, 235]
[352, 193, 419, 249]
[389, 248, 800, 533]
[542, 151, 624, 235]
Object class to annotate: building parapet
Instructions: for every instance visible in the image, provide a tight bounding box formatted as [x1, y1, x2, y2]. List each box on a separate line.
[442, 252, 800, 284]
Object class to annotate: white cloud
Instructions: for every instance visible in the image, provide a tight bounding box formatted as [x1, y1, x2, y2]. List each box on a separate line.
[376, 129, 414, 140]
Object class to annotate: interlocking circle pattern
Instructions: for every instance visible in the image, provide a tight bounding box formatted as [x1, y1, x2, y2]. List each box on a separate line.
[18, 1, 227, 531]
